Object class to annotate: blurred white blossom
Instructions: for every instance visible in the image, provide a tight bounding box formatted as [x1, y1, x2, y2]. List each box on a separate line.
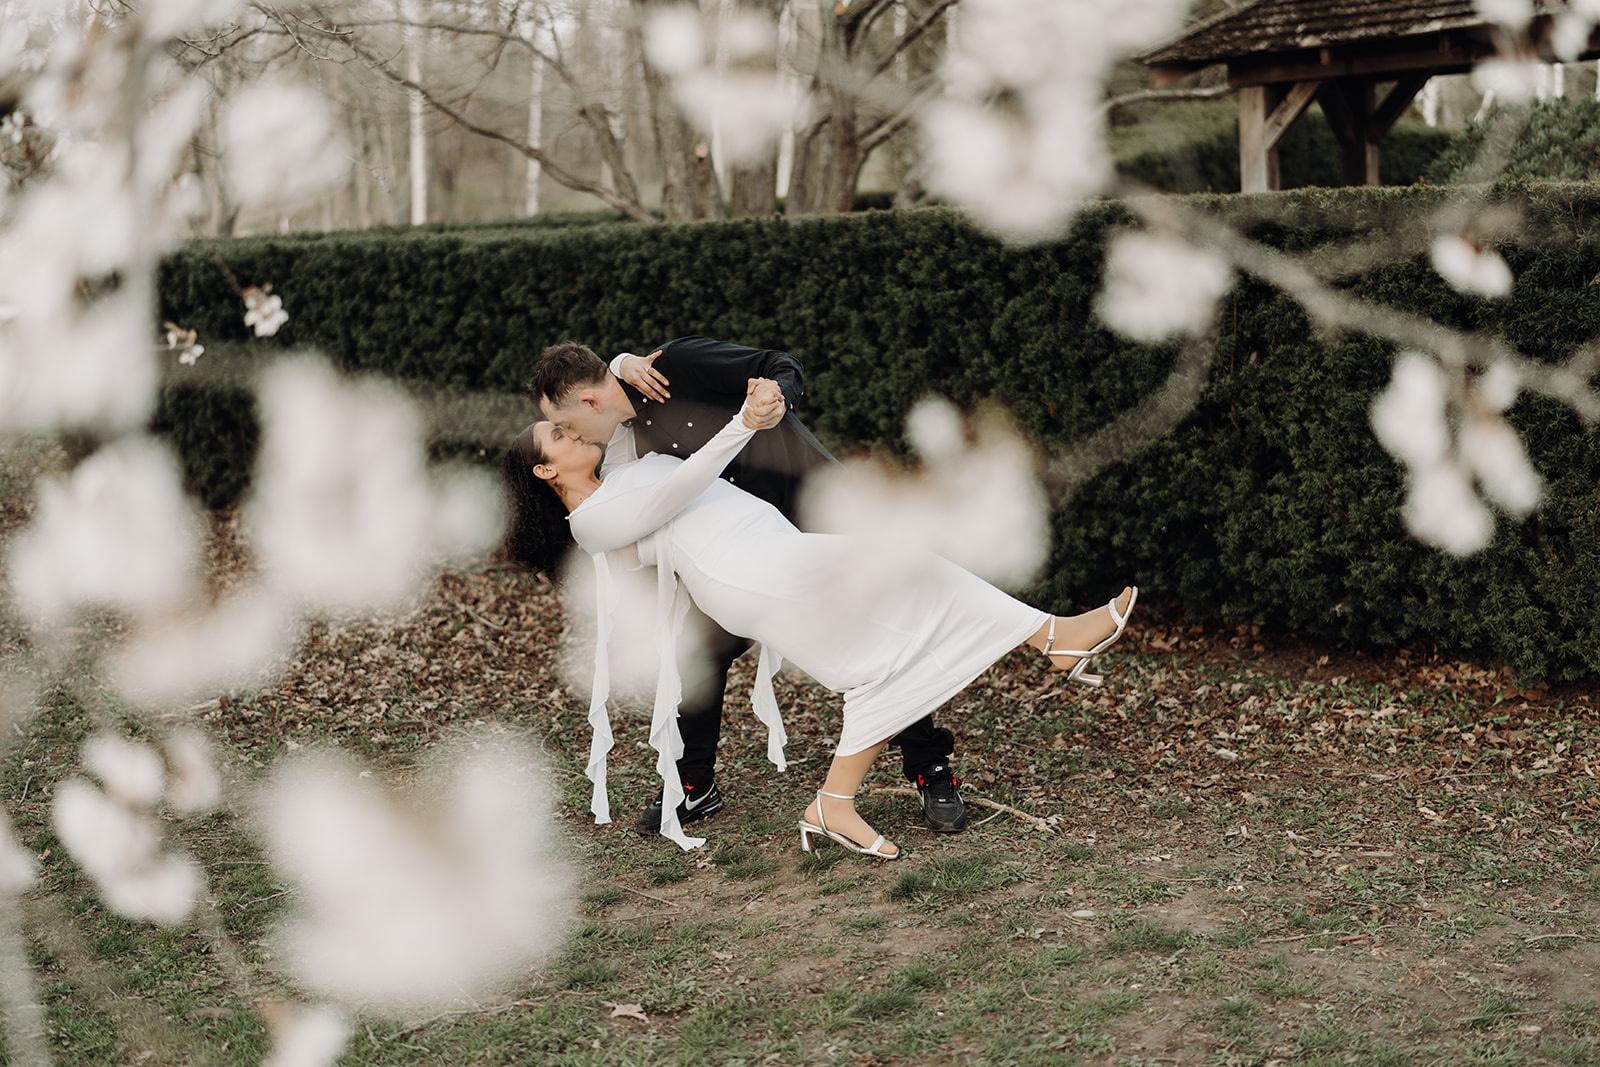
[244, 355, 503, 617]
[105, 584, 303, 710]
[1370, 351, 1542, 555]
[6, 436, 202, 626]
[1476, 359, 1522, 413]
[0, 288, 159, 435]
[81, 731, 165, 809]
[1471, 57, 1541, 103]
[1430, 234, 1512, 298]
[221, 81, 350, 212]
[51, 776, 202, 925]
[1474, 0, 1534, 29]
[800, 396, 1050, 588]
[256, 735, 576, 1016]
[1460, 412, 1543, 516]
[261, 1002, 351, 1067]
[1370, 351, 1452, 469]
[1404, 460, 1495, 556]
[643, 6, 805, 166]
[1552, 11, 1596, 60]
[919, 0, 1189, 244]
[642, 5, 708, 75]
[143, 0, 244, 42]
[162, 727, 222, 814]
[1096, 230, 1233, 342]
[243, 285, 288, 338]
[0, 812, 35, 895]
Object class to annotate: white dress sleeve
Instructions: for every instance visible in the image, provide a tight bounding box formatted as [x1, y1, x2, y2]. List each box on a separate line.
[570, 408, 757, 553]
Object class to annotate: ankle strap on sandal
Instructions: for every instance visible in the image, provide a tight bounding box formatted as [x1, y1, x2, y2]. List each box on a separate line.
[817, 789, 856, 800]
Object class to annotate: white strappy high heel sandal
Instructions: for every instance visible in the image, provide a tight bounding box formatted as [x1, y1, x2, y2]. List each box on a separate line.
[1044, 585, 1139, 687]
[798, 789, 899, 861]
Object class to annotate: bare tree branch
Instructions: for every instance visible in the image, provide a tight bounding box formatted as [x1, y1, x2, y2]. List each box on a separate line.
[1102, 84, 1232, 115]
[867, 0, 958, 81]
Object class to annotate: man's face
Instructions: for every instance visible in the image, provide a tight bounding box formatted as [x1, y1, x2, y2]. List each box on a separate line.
[540, 389, 613, 447]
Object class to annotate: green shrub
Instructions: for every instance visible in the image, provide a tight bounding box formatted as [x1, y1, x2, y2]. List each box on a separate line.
[1425, 97, 1600, 183]
[155, 183, 1600, 682]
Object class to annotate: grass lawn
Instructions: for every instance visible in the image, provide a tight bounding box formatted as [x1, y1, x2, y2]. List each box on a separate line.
[4, 511, 1599, 1065]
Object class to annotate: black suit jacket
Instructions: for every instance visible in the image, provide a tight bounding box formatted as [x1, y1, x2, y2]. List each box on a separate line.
[619, 335, 836, 524]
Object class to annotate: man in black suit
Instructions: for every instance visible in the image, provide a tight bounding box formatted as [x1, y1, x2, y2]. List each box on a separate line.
[529, 335, 970, 836]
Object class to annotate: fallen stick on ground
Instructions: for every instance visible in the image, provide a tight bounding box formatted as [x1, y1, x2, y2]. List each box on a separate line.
[620, 885, 681, 909]
[870, 786, 1056, 833]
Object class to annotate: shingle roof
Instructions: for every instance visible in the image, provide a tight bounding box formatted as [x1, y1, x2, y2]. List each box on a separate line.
[1140, 0, 1562, 69]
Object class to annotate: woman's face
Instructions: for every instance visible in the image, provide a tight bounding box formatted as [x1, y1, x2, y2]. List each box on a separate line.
[532, 420, 603, 484]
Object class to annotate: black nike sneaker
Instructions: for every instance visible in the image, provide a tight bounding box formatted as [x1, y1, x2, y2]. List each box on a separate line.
[914, 762, 968, 832]
[634, 780, 725, 835]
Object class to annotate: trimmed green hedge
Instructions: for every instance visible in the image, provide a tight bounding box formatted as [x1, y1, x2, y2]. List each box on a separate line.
[156, 183, 1600, 682]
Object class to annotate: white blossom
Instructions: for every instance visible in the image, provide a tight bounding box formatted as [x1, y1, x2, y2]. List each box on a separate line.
[642, 5, 707, 75]
[671, 69, 808, 167]
[98, 853, 203, 926]
[1460, 413, 1543, 516]
[51, 777, 202, 925]
[256, 735, 577, 1016]
[1476, 359, 1521, 413]
[52, 779, 159, 884]
[81, 732, 165, 809]
[244, 355, 502, 617]
[1430, 235, 1512, 298]
[143, 0, 244, 42]
[6, 436, 202, 626]
[644, 7, 803, 167]
[1370, 351, 1452, 469]
[1552, 12, 1595, 61]
[262, 1003, 351, 1067]
[243, 286, 289, 338]
[162, 728, 222, 815]
[221, 81, 350, 212]
[919, 0, 1189, 244]
[1404, 460, 1495, 556]
[1095, 230, 1233, 342]
[105, 584, 303, 710]
[0, 288, 159, 435]
[1475, 0, 1534, 30]
[0, 812, 35, 895]
[921, 90, 1110, 245]
[1471, 57, 1541, 103]
[799, 396, 1050, 589]
[163, 322, 205, 365]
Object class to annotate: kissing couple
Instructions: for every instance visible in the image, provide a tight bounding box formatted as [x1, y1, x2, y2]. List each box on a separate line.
[501, 335, 1137, 858]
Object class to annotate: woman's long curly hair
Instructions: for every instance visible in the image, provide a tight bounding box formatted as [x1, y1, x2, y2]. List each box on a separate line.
[500, 424, 576, 580]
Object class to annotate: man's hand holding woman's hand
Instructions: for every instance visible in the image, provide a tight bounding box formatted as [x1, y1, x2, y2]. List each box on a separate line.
[743, 378, 786, 430]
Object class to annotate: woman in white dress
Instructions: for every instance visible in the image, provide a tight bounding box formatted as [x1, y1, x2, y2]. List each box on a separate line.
[501, 382, 1137, 860]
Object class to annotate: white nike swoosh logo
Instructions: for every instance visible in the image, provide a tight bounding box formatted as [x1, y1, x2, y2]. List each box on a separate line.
[683, 789, 714, 812]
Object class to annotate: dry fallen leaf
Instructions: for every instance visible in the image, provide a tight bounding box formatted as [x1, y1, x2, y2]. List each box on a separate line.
[606, 1002, 648, 1023]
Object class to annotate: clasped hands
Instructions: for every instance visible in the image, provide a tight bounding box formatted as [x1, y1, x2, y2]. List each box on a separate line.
[742, 378, 785, 430]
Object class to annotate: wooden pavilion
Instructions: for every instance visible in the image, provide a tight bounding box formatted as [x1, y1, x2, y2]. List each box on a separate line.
[1138, 0, 1600, 192]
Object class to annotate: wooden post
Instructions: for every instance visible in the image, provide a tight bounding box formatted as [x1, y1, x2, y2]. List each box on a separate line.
[1317, 78, 1381, 186]
[1239, 85, 1274, 193]
[1239, 81, 1319, 192]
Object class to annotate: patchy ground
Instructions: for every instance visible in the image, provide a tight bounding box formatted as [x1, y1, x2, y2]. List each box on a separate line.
[4, 510, 1600, 1066]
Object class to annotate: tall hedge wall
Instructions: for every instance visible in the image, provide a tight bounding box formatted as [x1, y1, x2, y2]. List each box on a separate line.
[156, 183, 1600, 683]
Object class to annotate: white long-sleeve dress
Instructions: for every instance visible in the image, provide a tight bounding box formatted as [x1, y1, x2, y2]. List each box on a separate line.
[569, 408, 1048, 849]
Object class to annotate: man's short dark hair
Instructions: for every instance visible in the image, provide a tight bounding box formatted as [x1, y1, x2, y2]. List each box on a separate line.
[529, 341, 609, 407]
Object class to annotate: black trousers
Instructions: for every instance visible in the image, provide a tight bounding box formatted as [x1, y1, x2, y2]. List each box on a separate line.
[674, 608, 956, 789]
